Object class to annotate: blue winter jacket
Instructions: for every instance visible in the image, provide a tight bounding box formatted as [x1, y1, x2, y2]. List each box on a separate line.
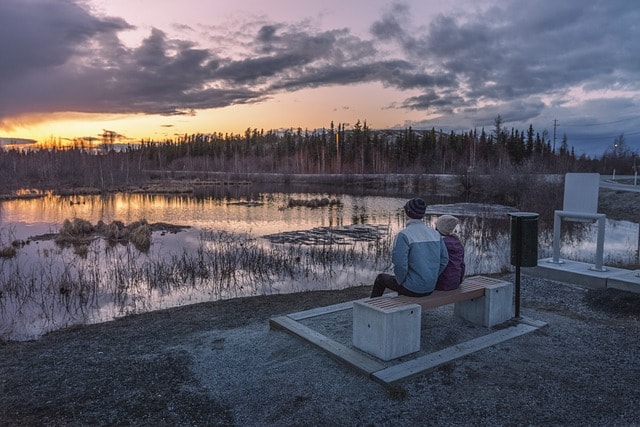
[392, 219, 449, 294]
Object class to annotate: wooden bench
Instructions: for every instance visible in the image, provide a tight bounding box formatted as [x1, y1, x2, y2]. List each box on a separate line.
[352, 276, 514, 360]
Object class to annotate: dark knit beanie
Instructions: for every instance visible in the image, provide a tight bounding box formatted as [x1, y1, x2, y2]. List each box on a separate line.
[404, 198, 426, 219]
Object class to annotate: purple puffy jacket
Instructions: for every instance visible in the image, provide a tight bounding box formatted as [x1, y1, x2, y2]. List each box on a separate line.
[435, 235, 466, 291]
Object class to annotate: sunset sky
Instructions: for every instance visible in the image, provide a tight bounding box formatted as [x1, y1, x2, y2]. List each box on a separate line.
[1, 0, 639, 156]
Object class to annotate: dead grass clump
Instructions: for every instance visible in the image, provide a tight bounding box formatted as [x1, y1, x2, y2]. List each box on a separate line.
[55, 218, 95, 245]
[73, 218, 94, 234]
[51, 217, 184, 252]
[129, 222, 152, 252]
[0, 246, 17, 258]
[59, 218, 94, 235]
[74, 244, 89, 258]
[104, 220, 129, 240]
[53, 217, 158, 252]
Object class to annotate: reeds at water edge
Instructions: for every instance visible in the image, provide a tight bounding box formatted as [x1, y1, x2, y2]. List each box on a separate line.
[0, 224, 393, 341]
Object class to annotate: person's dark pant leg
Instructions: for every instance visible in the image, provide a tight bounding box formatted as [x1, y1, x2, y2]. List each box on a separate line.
[371, 273, 433, 298]
[371, 273, 397, 298]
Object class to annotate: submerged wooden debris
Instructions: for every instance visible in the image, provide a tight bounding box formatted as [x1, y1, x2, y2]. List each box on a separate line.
[286, 198, 341, 208]
[264, 224, 389, 245]
[227, 201, 265, 207]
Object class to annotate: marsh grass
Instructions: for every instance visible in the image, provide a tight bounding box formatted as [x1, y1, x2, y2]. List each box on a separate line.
[0, 225, 394, 340]
[0, 246, 17, 259]
[0, 226, 19, 259]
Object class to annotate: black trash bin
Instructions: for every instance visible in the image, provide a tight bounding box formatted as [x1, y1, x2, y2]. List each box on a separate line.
[509, 212, 539, 268]
[508, 212, 539, 318]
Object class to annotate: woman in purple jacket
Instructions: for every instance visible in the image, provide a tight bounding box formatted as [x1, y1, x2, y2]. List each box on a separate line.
[435, 215, 466, 291]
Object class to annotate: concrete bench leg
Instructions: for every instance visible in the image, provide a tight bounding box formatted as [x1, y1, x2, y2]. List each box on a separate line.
[454, 281, 514, 327]
[352, 300, 421, 361]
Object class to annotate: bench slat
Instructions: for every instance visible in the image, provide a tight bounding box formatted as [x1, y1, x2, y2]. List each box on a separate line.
[365, 276, 506, 311]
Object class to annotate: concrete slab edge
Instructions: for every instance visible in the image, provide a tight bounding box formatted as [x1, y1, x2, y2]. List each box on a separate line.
[526, 260, 640, 294]
[286, 298, 368, 321]
[269, 315, 385, 375]
[269, 312, 547, 387]
[372, 321, 545, 385]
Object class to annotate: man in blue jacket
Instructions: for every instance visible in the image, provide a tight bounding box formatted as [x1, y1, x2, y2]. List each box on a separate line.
[370, 198, 449, 298]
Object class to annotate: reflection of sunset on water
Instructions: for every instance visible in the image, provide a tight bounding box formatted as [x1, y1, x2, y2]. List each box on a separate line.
[0, 193, 408, 239]
[1, 192, 638, 263]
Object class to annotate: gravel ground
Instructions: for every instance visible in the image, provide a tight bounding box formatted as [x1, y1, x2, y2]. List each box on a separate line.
[1, 272, 639, 426]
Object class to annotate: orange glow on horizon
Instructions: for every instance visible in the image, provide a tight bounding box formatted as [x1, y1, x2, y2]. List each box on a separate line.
[0, 84, 426, 147]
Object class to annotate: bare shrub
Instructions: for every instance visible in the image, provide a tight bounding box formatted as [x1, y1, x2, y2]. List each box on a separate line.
[473, 171, 563, 224]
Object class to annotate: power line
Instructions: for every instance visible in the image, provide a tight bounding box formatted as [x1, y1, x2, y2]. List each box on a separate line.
[562, 116, 640, 128]
[567, 130, 640, 141]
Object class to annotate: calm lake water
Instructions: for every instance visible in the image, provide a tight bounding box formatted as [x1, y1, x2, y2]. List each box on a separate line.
[1, 190, 638, 340]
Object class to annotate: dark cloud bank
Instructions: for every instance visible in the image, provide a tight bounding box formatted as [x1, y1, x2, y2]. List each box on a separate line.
[0, 0, 638, 155]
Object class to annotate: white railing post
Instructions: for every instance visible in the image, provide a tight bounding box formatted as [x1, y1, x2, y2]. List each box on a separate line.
[592, 216, 606, 272]
[551, 211, 562, 264]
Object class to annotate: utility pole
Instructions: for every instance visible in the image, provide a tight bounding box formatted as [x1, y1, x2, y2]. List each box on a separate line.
[553, 119, 557, 153]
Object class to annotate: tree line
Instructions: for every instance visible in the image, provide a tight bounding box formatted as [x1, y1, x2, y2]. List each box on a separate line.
[0, 118, 637, 193]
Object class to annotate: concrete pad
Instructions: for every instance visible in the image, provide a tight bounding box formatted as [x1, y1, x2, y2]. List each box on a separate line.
[372, 318, 545, 385]
[606, 269, 640, 293]
[525, 259, 628, 290]
[269, 315, 385, 375]
[270, 304, 546, 387]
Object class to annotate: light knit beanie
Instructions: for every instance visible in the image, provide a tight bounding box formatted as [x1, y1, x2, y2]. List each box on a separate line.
[404, 198, 427, 219]
[436, 215, 459, 235]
